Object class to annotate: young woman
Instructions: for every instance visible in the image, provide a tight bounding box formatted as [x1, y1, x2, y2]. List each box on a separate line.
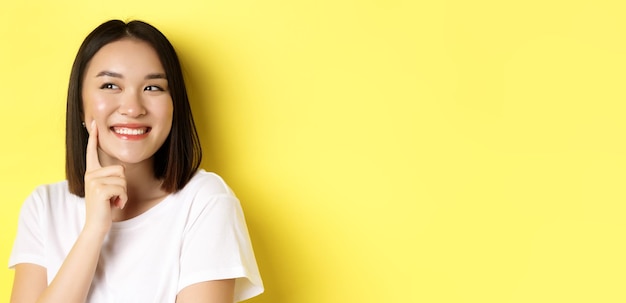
[9, 20, 263, 303]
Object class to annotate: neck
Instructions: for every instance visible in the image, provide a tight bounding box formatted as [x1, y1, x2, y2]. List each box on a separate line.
[99, 155, 169, 211]
[123, 160, 164, 200]
[116, 162, 170, 222]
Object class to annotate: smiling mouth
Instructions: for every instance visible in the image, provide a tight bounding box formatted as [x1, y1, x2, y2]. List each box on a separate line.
[111, 127, 151, 135]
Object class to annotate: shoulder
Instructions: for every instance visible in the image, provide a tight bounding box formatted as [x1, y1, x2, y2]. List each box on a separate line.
[174, 170, 242, 232]
[180, 169, 236, 198]
[17, 180, 79, 222]
[30, 181, 78, 205]
[33, 180, 72, 196]
[24, 181, 75, 207]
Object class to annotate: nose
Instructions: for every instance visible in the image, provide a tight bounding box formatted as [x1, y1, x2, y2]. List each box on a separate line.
[117, 90, 147, 117]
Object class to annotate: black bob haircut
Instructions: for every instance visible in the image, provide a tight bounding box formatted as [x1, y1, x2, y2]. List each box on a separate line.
[65, 19, 202, 196]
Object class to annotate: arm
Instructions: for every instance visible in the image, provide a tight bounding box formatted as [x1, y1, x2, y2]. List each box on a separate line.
[10, 264, 46, 303]
[11, 122, 126, 303]
[11, 229, 107, 303]
[176, 279, 235, 303]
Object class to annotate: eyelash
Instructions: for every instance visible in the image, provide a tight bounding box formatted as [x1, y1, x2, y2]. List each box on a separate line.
[100, 83, 119, 90]
[99, 83, 165, 91]
[144, 85, 164, 91]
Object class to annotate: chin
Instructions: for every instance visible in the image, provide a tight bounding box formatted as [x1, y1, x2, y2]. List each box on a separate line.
[109, 151, 154, 165]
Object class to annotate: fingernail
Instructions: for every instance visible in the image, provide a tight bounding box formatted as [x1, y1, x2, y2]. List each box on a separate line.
[91, 120, 96, 129]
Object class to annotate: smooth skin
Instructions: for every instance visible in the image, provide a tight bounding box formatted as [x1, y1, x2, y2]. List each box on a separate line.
[10, 39, 234, 303]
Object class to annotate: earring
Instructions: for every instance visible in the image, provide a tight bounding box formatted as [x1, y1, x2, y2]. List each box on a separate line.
[81, 121, 86, 128]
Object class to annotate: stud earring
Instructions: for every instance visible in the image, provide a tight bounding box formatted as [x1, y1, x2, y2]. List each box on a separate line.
[81, 121, 86, 128]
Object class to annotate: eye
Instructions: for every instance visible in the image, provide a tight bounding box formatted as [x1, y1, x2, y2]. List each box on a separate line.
[100, 83, 119, 90]
[144, 85, 165, 92]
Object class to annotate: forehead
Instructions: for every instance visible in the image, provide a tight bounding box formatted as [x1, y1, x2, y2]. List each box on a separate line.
[85, 38, 165, 76]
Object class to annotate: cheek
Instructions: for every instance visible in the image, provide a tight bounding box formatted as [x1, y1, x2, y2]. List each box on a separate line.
[95, 100, 110, 113]
[157, 101, 174, 125]
[161, 105, 174, 136]
[83, 93, 114, 119]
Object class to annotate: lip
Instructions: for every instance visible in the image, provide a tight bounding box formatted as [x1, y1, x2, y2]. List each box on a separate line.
[110, 124, 151, 140]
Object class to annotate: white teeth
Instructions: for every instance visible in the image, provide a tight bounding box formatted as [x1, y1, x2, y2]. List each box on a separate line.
[114, 127, 147, 135]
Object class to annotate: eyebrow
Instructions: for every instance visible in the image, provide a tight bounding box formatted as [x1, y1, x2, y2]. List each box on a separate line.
[95, 71, 167, 80]
[145, 73, 167, 80]
[96, 71, 123, 78]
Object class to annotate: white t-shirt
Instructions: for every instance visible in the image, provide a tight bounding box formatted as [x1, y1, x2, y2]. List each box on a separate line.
[9, 170, 263, 302]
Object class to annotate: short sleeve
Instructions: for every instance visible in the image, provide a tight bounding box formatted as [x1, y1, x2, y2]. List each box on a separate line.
[177, 193, 263, 302]
[8, 187, 46, 269]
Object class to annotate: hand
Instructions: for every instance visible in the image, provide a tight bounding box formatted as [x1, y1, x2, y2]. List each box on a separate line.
[83, 121, 128, 235]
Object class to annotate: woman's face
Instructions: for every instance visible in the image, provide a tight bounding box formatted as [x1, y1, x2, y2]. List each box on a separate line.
[82, 38, 173, 166]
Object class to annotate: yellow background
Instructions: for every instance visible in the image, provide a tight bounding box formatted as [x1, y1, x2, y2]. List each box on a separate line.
[2, 0, 626, 302]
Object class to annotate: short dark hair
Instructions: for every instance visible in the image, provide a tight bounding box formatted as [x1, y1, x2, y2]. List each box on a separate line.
[66, 20, 202, 196]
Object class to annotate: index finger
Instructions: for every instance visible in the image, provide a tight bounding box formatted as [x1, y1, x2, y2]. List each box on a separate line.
[86, 120, 102, 171]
